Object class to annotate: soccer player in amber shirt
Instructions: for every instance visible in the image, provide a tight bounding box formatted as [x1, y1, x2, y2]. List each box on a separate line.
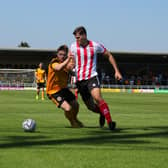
[46, 45, 83, 128]
[35, 62, 46, 100]
[70, 26, 122, 130]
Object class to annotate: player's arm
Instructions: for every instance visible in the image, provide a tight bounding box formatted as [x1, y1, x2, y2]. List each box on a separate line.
[35, 71, 40, 81]
[103, 50, 122, 80]
[35, 71, 37, 78]
[44, 70, 47, 81]
[52, 55, 74, 71]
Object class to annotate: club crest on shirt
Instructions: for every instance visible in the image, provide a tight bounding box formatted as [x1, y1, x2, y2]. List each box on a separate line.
[57, 96, 62, 102]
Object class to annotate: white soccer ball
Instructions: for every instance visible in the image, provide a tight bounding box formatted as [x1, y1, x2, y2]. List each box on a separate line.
[22, 119, 36, 132]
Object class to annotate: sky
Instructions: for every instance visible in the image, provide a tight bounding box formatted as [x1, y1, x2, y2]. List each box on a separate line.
[0, 0, 168, 52]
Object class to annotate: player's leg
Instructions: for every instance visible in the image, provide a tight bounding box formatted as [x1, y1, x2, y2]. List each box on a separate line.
[62, 101, 83, 128]
[77, 81, 99, 113]
[50, 88, 83, 128]
[74, 88, 78, 100]
[41, 87, 45, 100]
[87, 76, 115, 130]
[48, 92, 72, 122]
[69, 100, 84, 127]
[63, 88, 83, 127]
[61, 101, 78, 127]
[83, 92, 106, 127]
[90, 87, 116, 130]
[77, 80, 105, 127]
[48, 91, 80, 128]
[36, 84, 40, 100]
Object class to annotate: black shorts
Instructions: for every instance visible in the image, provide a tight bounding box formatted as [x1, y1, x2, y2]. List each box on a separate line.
[76, 76, 100, 102]
[47, 88, 76, 108]
[37, 82, 45, 89]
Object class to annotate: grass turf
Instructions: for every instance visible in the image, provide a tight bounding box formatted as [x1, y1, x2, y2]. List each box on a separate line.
[0, 91, 168, 168]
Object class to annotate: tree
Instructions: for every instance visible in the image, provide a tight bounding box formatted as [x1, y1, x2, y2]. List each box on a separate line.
[18, 41, 30, 48]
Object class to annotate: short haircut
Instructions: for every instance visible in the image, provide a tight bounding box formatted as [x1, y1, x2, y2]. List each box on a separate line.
[39, 62, 43, 66]
[73, 26, 87, 35]
[56, 45, 68, 55]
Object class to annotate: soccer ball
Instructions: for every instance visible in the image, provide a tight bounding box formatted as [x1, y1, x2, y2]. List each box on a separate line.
[22, 119, 36, 132]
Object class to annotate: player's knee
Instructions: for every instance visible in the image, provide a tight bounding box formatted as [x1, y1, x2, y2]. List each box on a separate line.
[94, 97, 104, 104]
[64, 105, 72, 112]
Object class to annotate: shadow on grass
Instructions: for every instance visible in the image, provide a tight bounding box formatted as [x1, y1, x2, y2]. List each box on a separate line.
[0, 126, 168, 149]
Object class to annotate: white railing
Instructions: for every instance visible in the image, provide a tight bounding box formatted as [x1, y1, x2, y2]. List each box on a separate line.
[101, 84, 168, 89]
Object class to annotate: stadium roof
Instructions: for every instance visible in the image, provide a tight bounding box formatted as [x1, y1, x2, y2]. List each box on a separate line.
[113, 50, 168, 56]
[0, 47, 56, 53]
[0, 47, 168, 56]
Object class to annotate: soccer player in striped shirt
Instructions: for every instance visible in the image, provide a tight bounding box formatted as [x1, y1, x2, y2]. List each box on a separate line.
[70, 26, 122, 130]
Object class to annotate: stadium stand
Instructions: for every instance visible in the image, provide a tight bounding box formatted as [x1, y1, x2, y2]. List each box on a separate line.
[0, 48, 168, 91]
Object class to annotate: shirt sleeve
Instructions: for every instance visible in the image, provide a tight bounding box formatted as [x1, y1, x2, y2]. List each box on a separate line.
[96, 42, 106, 54]
[51, 62, 59, 69]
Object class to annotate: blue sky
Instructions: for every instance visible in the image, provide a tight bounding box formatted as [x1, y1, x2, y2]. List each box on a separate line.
[0, 0, 168, 52]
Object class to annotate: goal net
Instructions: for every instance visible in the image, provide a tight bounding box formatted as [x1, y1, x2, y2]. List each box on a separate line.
[0, 69, 36, 90]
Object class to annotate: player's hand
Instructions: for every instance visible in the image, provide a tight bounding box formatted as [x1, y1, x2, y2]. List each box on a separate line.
[68, 52, 75, 66]
[68, 51, 74, 60]
[65, 53, 75, 71]
[115, 71, 122, 80]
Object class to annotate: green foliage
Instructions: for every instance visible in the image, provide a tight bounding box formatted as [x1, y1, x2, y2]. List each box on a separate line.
[0, 91, 168, 168]
[18, 41, 30, 48]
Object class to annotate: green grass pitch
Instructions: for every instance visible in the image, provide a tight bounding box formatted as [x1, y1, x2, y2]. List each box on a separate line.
[0, 90, 168, 168]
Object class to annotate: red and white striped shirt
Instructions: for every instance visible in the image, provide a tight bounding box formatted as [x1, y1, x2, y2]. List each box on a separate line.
[70, 40, 106, 81]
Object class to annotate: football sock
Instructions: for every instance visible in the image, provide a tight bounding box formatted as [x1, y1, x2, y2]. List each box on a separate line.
[98, 100, 112, 124]
[75, 90, 78, 100]
[36, 95, 39, 100]
[42, 91, 44, 100]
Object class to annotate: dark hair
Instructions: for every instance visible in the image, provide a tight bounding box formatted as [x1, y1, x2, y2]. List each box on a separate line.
[39, 62, 43, 67]
[56, 45, 68, 55]
[73, 26, 87, 35]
